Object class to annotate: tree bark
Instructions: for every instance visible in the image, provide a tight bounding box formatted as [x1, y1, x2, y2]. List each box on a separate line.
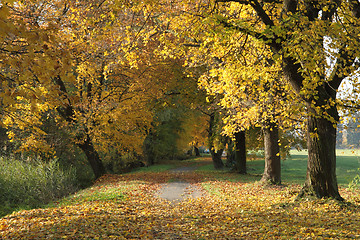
[194, 146, 200, 156]
[210, 148, 224, 169]
[225, 140, 235, 167]
[144, 129, 155, 166]
[76, 133, 106, 179]
[54, 75, 106, 180]
[297, 103, 343, 200]
[208, 112, 225, 169]
[234, 130, 246, 174]
[261, 122, 281, 184]
[281, 58, 343, 199]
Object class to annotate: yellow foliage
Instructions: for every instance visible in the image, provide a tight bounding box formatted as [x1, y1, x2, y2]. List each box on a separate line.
[0, 0, 176, 158]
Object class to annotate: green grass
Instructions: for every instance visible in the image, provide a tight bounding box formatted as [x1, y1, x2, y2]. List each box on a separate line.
[47, 176, 145, 208]
[196, 163, 216, 172]
[133, 157, 209, 173]
[48, 184, 128, 207]
[284, 149, 360, 186]
[195, 150, 360, 187]
[54, 187, 125, 205]
[133, 164, 176, 173]
[196, 160, 262, 183]
[0, 157, 78, 217]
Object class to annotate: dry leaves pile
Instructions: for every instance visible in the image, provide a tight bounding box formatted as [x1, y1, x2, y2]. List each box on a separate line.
[1, 171, 359, 239]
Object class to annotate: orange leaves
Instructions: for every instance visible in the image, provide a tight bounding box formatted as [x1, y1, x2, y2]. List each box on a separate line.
[1, 168, 360, 239]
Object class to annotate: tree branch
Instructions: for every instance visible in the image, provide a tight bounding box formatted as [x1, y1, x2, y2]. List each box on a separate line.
[217, 18, 270, 42]
[183, 43, 201, 47]
[249, 0, 275, 27]
[53, 75, 75, 123]
[327, 45, 356, 93]
[216, 0, 275, 26]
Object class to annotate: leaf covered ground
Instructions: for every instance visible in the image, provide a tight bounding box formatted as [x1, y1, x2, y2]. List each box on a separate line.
[1, 159, 360, 239]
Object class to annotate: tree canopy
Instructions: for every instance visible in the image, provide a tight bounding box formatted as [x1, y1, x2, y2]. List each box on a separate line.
[1, 0, 360, 200]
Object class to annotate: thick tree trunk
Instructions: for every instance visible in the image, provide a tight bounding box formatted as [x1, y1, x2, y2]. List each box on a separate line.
[194, 146, 200, 157]
[210, 148, 224, 169]
[261, 122, 281, 184]
[234, 130, 246, 174]
[297, 104, 343, 200]
[77, 134, 106, 179]
[281, 54, 343, 199]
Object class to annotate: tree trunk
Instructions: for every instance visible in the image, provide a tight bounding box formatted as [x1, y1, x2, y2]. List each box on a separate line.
[54, 75, 106, 179]
[210, 148, 224, 169]
[76, 133, 106, 179]
[208, 112, 224, 169]
[144, 129, 155, 166]
[261, 122, 281, 184]
[297, 103, 343, 200]
[225, 140, 235, 167]
[194, 146, 200, 156]
[281, 52, 343, 199]
[234, 130, 246, 174]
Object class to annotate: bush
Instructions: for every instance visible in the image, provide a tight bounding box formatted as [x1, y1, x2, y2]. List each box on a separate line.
[0, 157, 78, 214]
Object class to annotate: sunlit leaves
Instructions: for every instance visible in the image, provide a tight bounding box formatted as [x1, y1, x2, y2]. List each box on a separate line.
[0, 0, 194, 161]
[154, 1, 305, 142]
[0, 169, 359, 239]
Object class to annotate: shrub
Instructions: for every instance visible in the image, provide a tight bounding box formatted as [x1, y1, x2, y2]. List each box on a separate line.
[0, 157, 78, 212]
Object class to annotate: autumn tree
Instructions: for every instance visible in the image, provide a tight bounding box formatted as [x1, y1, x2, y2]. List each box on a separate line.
[207, 111, 226, 169]
[0, 0, 187, 178]
[157, 0, 360, 199]
[151, 1, 305, 182]
[207, 0, 360, 199]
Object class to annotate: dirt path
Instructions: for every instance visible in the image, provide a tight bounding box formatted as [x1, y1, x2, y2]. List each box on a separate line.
[157, 166, 204, 203]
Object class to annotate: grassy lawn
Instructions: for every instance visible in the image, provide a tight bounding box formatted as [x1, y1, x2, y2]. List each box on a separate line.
[283, 149, 360, 186]
[196, 150, 360, 187]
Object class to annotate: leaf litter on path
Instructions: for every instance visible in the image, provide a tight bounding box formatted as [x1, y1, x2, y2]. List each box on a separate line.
[1, 169, 360, 239]
[158, 166, 205, 203]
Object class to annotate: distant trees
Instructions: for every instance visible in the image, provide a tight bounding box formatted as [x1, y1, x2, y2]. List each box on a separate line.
[335, 113, 360, 148]
[346, 114, 360, 148]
